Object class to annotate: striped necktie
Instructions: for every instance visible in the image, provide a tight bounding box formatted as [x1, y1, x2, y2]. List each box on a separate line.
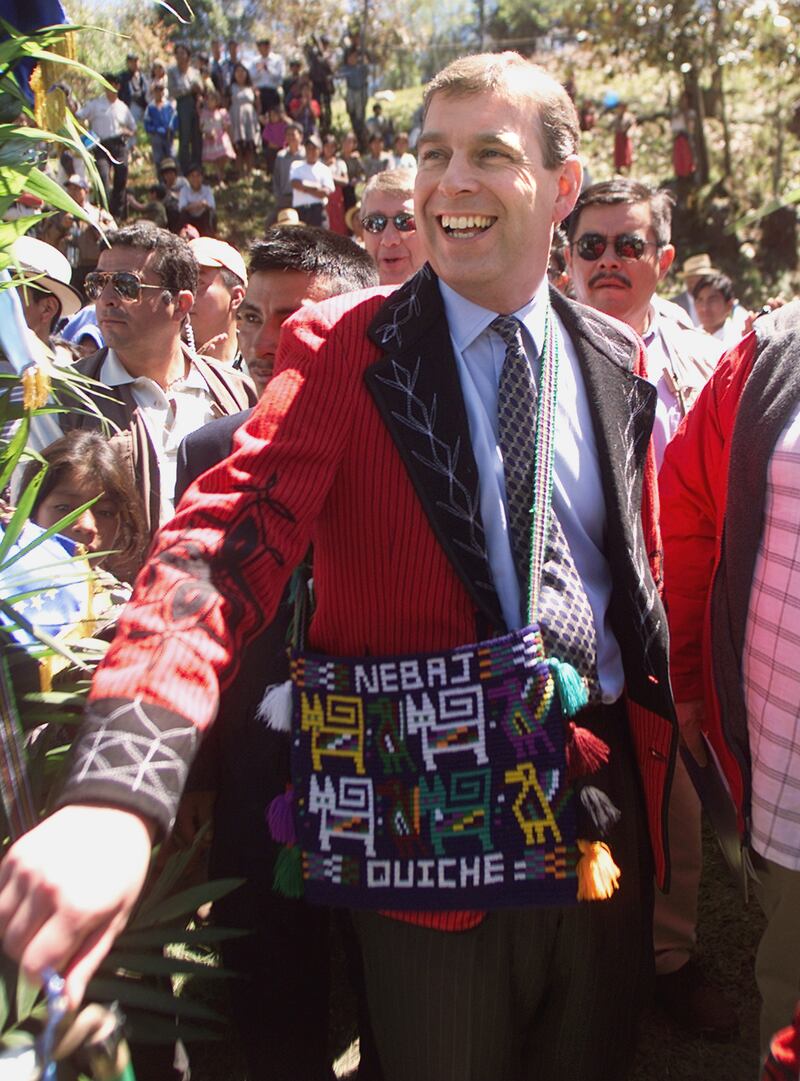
[493, 314, 600, 699]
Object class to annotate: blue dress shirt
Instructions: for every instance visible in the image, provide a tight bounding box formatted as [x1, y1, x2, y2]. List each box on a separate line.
[439, 279, 624, 703]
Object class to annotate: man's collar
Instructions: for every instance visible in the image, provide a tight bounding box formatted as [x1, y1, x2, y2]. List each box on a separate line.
[439, 278, 550, 356]
[101, 345, 202, 389]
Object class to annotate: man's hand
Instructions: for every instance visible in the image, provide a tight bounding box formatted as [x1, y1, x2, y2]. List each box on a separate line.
[675, 699, 708, 766]
[0, 805, 154, 1010]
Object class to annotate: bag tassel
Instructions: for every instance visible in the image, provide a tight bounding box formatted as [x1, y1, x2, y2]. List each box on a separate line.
[266, 786, 296, 845]
[576, 840, 621, 901]
[579, 784, 622, 837]
[566, 722, 610, 780]
[273, 845, 304, 899]
[256, 680, 293, 732]
[547, 657, 588, 718]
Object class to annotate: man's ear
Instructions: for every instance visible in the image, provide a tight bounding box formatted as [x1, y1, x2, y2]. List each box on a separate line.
[174, 289, 195, 318]
[553, 156, 582, 225]
[229, 285, 245, 313]
[658, 244, 676, 281]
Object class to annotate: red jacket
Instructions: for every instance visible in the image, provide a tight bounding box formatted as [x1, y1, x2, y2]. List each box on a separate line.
[660, 302, 800, 833]
[59, 271, 677, 922]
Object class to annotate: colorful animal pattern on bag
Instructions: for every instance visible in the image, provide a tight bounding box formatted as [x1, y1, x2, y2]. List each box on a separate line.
[290, 626, 578, 909]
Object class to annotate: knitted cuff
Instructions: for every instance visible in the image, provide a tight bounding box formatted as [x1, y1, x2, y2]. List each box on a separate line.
[55, 696, 199, 839]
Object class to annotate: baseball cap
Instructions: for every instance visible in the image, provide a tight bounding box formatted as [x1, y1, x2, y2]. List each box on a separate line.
[189, 237, 248, 286]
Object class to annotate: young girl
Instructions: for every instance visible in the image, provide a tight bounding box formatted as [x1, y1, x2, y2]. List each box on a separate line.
[229, 62, 259, 176]
[22, 430, 148, 585]
[199, 88, 236, 171]
[321, 134, 348, 235]
[261, 105, 288, 177]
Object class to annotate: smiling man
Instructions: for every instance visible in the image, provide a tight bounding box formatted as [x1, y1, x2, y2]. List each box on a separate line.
[360, 168, 425, 285]
[0, 55, 676, 1081]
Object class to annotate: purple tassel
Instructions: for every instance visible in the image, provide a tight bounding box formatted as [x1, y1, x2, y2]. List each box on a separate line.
[266, 786, 296, 845]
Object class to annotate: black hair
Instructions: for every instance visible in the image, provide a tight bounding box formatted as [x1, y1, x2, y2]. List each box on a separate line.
[22, 430, 148, 582]
[248, 226, 378, 294]
[692, 272, 735, 302]
[568, 178, 675, 248]
[105, 222, 198, 294]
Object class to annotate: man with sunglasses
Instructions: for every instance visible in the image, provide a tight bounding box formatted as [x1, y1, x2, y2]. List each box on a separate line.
[58, 223, 256, 538]
[361, 169, 425, 285]
[566, 178, 735, 1041]
[0, 56, 676, 1081]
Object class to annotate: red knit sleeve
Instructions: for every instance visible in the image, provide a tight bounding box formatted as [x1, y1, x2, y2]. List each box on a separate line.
[57, 294, 381, 834]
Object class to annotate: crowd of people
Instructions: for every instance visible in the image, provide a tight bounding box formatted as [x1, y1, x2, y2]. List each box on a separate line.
[0, 41, 798, 1081]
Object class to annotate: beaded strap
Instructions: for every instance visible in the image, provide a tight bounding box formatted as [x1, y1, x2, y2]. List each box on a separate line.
[525, 306, 559, 625]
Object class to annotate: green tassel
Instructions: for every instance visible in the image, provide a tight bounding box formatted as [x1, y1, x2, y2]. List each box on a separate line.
[273, 845, 304, 898]
[548, 657, 588, 717]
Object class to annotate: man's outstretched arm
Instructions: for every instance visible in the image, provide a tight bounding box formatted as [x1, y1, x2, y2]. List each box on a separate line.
[0, 299, 365, 1005]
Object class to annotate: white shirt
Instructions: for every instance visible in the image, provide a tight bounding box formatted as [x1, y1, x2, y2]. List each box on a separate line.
[389, 151, 417, 172]
[251, 51, 284, 89]
[100, 349, 217, 523]
[642, 311, 689, 471]
[743, 400, 800, 870]
[178, 184, 216, 213]
[78, 95, 135, 141]
[440, 280, 625, 702]
[290, 160, 335, 207]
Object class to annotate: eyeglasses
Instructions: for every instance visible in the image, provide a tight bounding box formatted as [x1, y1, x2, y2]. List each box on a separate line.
[361, 212, 416, 234]
[84, 271, 166, 302]
[571, 233, 660, 262]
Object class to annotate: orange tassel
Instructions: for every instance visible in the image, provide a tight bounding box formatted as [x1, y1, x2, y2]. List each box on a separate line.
[576, 839, 621, 901]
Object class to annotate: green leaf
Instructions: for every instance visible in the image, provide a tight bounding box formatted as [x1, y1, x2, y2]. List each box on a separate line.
[101, 952, 236, 979]
[0, 462, 47, 561]
[0, 415, 30, 492]
[0, 972, 9, 1032]
[14, 973, 39, 1024]
[85, 978, 225, 1022]
[23, 168, 91, 224]
[0, 598, 93, 673]
[114, 926, 250, 950]
[131, 879, 244, 929]
[0, 493, 100, 573]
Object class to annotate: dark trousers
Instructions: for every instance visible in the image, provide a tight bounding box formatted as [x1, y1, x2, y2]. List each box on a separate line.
[297, 202, 324, 227]
[353, 702, 654, 1081]
[94, 137, 128, 220]
[258, 86, 280, 114]
[176, 94, 201, 174]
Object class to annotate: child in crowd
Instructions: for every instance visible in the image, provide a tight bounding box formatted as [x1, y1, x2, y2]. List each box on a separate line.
[143, 81, 177, 170]
[261, 106, 288, 177]
[200, 88, 236, 173]
[229, 63, 259, 176]
[22, 430, 148, 585]
[178, 163, 217, 235]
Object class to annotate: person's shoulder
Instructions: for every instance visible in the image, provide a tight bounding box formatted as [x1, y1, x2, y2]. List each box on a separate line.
[666, 320, 726, 366]
[282, 285, 396, 344]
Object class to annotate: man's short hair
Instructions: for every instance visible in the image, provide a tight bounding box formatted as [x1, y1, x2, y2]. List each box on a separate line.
[567, 179, 675, 248]
[105, 222, 198, 295]
[257, 38, 271, 46]
[362, 168, 415, 205]
[286, 122, 303, 137]
[692, 272, 735, 301]
[248, 226, 378, 295]
[422, 52, 579, 170]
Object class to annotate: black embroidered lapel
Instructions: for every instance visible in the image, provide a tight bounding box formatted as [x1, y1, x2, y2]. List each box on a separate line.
[364, 266, 505, 632]
[553, 291, 671, 712]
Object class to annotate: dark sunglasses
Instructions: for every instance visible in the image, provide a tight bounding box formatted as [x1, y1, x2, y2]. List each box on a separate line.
[572, 233, 659, 262]
[361, 212, 416, 234]
[84, 271, 166, 302]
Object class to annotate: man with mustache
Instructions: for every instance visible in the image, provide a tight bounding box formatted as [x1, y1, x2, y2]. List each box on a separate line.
[566, 178, 735, 1040]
